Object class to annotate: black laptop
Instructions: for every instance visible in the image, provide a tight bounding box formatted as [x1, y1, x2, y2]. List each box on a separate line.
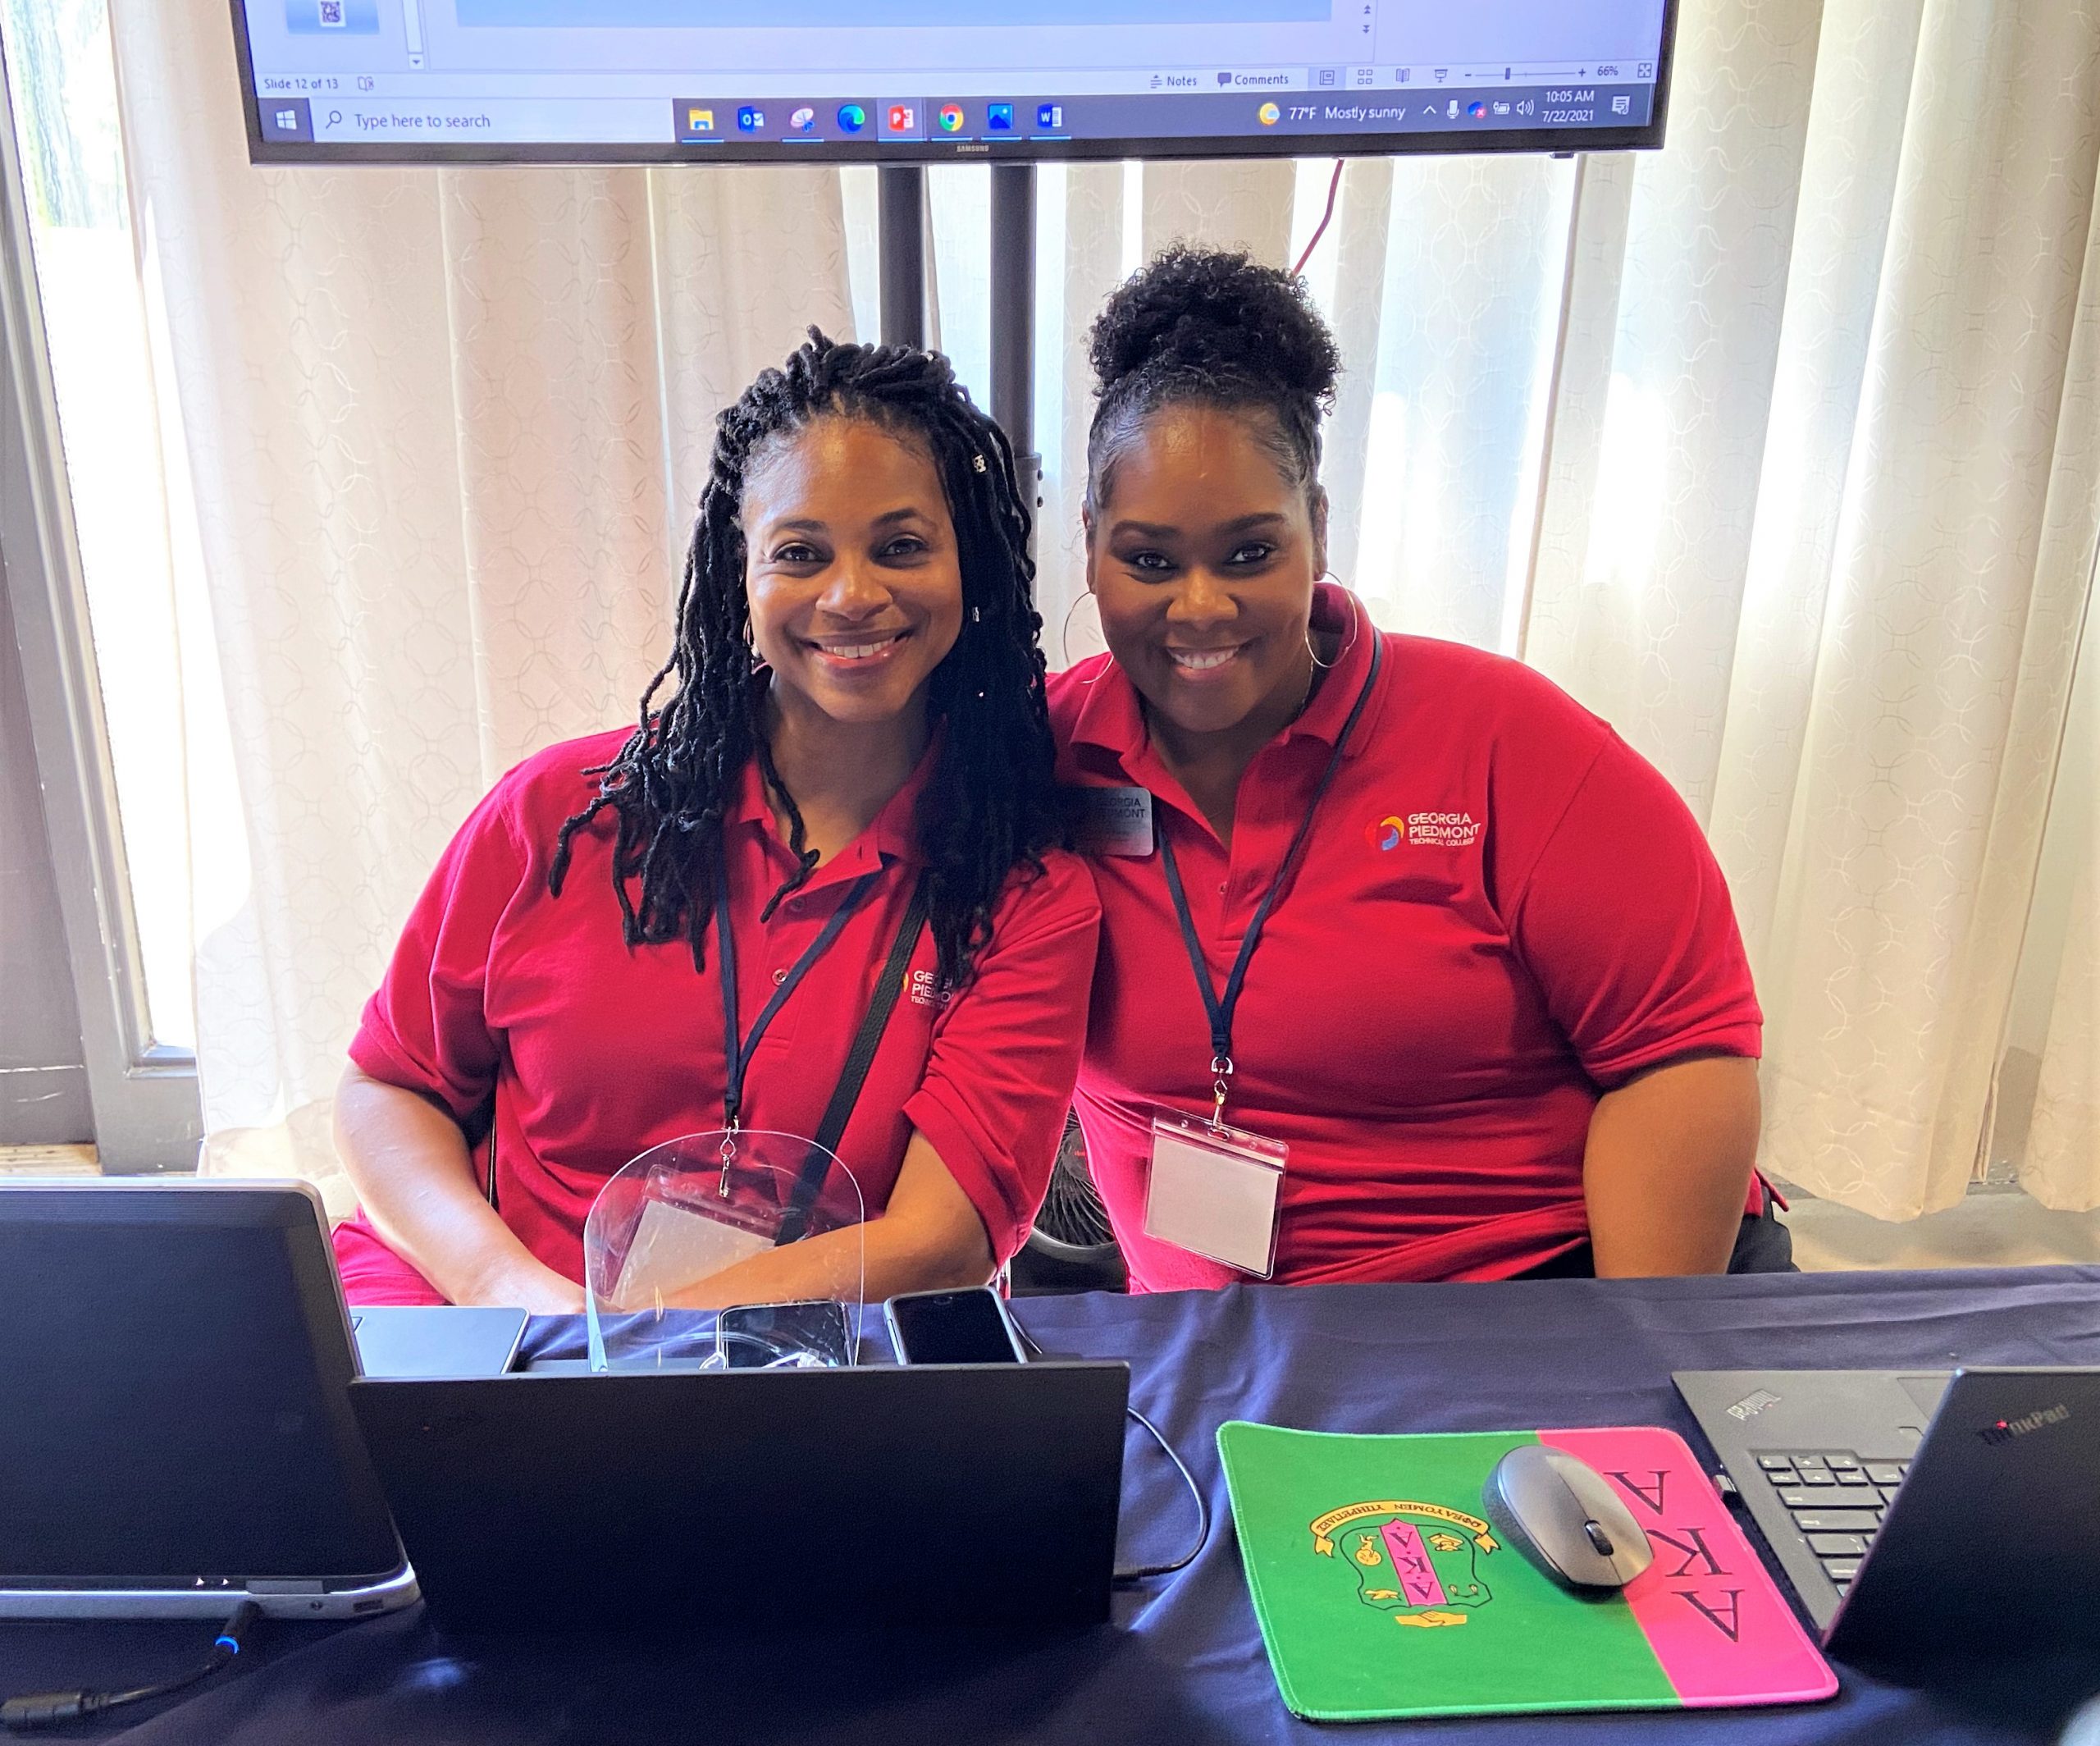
[350, 1359, 1130, 1631]
[1676, 1366, 2100, 1676]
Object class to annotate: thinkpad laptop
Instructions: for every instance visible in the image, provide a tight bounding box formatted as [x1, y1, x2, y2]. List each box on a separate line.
[1676, 1366, 2100, 1675]
[0, 1179, 420, 1618]
[351, 1360, 1130, 1630]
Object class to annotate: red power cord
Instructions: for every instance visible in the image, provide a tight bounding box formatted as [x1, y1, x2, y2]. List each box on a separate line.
[1290, 159, 1347, 277]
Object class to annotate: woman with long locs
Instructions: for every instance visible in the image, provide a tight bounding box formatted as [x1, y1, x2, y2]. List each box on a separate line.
[333, 332, 1099, 1310]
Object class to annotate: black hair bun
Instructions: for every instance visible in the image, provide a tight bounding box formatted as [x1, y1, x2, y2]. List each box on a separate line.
[1089, 245, 1340, 408]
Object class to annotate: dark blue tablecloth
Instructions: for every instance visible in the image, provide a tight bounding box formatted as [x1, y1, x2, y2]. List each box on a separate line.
[7, 1265, 2098, 1744]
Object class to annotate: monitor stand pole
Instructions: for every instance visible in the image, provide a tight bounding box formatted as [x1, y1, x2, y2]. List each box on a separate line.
[878, 162, 1043, 565]
[877, 165, 927, 349]
[988, 162, 1041, 562]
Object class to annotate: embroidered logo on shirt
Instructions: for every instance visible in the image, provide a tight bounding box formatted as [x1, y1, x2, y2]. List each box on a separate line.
[909, 969, 952, 1009]
[1367, 811, 1481, 851]
[1406, 811, 1481, 848]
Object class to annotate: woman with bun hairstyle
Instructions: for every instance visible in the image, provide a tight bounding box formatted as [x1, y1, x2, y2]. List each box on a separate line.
[332, 332, 1098, 1310]
[1049, 248, 1782, 1288]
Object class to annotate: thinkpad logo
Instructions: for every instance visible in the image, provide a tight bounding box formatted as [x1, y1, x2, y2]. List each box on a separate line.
[1978, 1404, 2069, 1447]
[1725, 1389, 1781, 1422]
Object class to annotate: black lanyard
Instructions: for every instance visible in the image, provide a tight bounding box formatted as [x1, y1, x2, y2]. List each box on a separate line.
[1157, 633, 1383, 1124]
[714, 839, 882, 1135]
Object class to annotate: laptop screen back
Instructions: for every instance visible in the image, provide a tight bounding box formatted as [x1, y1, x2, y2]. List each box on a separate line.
[0, 1183, 403, 1586]
[1825, 1365, 2100, 1671]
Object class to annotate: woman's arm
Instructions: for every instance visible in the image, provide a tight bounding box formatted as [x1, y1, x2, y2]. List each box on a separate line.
[335, 1063, 584, 1312]
[1582, 1054, 1760, 1278]
[659, 1131, 993, 1310]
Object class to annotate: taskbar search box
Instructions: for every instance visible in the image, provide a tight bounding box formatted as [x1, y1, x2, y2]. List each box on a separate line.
[308, 97, 671, 141]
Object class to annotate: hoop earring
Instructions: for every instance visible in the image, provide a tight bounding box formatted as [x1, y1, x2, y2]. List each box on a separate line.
[1061, 591, 1107, 672]
[1306, 578, 1361, 671]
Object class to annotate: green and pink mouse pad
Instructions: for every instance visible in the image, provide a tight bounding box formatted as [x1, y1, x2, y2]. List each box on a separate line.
[1216, 1421, 1838, 1722]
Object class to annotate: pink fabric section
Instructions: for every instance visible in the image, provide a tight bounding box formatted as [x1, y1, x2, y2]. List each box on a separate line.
[1538, 1427, 1837, 1707]
[1379, 1520, 1447, 1607]
[333, 1216, 450, 1306]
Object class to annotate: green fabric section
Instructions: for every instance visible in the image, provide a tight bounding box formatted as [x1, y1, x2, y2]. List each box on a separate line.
[1217, 1421, 1676, 1722]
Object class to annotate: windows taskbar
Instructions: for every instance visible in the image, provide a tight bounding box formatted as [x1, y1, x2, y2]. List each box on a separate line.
[250, 83, 1662, 157]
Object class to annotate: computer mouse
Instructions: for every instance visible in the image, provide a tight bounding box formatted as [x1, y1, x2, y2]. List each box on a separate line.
[1481, 1445, 1655, 1590]
[2059, 1693, 2100, 1746]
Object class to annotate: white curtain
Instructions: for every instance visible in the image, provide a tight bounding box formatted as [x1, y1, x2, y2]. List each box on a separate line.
[1002, 0, 2100, 1221]
[2025, 613, 2100, 1212]
[1713, 0, 2100, 1218]
[109, 0, 854, 1211]
[1518, 0, 2100, 1220]
[104, 0, 2100, 1220]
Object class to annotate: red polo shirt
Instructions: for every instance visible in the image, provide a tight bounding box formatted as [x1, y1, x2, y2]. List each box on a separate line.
[333, 728, 1099, 1305]
[1048, 583, 1761, 1290]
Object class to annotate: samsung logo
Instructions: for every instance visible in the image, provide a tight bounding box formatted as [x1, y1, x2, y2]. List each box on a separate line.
[1977, 1403, 2070, 1446]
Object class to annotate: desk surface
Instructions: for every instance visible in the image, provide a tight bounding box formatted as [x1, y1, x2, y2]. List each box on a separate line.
[5, 1265, 2098, 1744]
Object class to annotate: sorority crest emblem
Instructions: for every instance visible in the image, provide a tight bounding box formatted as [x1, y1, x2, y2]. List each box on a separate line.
[1312, 1501, 1499, 1628]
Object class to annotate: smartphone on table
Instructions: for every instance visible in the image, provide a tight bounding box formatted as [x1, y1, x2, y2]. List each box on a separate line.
[883, 1286, 1026, 1364]
[714, 1299, 853, 1369]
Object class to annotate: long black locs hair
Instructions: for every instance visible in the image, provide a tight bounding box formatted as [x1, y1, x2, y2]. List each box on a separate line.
[546, 330, 1059, 990]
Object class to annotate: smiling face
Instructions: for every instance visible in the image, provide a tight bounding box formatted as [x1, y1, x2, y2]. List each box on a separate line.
[1085, 402, 1326, 745]
[741, 416, 965, 729]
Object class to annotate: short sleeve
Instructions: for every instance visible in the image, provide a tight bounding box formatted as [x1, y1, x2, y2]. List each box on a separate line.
[348, 782, 531, 1122]
[1505, 733, 1762, 1088]
[902, 852, 1102, 1263]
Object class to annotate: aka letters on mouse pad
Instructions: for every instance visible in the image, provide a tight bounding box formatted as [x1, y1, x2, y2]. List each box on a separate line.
[1217, 1422, 1836, 1722]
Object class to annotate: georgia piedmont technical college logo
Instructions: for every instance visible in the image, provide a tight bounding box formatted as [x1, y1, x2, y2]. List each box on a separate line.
[1367, 811, 1482, 851]
[1312, 1501, 1498, 1627]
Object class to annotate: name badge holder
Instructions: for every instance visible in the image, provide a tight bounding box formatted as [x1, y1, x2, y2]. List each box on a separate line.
[582, 1128, 869, 1371]
[1065, 784, 1156, 857]
[1141, 634, 1382, 1278]
[1145, 1102, 1289, 1278]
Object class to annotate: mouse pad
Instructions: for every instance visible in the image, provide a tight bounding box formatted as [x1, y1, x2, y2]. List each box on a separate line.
[1216, 1422, 1838, 1722]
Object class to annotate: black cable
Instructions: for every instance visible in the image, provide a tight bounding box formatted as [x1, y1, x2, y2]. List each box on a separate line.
[2, 1599, 261, 1732]
[1110, 1403, 1212, 1584]
[1011, 1315, 1212, 1585]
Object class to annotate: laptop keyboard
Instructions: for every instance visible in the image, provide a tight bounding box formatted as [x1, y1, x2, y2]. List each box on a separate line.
[1755, 1451, 1911, 1593]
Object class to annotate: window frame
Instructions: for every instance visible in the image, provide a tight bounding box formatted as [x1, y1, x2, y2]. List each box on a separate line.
[0, 50, 200, 1172]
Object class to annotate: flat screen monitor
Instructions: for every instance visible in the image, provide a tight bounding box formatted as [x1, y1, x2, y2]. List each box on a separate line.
[232, 0, 1678, 164]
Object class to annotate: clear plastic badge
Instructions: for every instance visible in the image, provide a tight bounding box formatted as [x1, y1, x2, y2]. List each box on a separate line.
[582, 1128, 865, 1372]
[1144, 1108, 1288, 1278]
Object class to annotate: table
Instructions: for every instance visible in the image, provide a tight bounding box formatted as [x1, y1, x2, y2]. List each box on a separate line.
[6, 1266, 2098, 1744]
